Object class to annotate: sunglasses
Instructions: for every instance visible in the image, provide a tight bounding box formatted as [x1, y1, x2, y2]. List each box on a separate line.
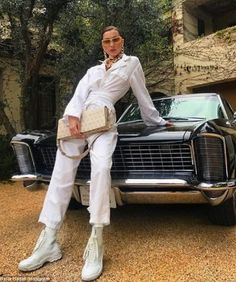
[102, 36, 122, 46]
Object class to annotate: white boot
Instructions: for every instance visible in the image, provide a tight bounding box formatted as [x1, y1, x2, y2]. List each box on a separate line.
[18, 227, 62, 272]
[81, 225, 104, 281]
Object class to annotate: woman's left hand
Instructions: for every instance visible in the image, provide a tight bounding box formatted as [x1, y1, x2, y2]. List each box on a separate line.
[165, 121, 173, 127]
[68, 116, 85, 139]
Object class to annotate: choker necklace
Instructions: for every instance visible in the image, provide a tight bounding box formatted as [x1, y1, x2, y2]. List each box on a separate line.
[105, 53, 123, 71]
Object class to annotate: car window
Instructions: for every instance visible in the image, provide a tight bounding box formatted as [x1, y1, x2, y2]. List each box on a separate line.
[120, 104, 141, 122]
[119, 95, 223, 123]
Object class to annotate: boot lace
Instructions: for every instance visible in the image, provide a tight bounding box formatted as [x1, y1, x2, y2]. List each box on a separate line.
[32, 230, 46, 253]
[83, 235, 99, 263]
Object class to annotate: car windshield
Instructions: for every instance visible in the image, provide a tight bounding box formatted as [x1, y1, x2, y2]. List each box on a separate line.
[119, 95, 224, 123]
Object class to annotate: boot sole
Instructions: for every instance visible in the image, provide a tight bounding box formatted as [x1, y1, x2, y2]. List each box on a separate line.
[81, 263, 103, 281]
[19, 253, 62, 272]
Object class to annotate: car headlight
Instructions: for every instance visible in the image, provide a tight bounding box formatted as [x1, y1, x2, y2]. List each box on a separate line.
[193, 133, 227, 182]
[11, 142, 35, 174]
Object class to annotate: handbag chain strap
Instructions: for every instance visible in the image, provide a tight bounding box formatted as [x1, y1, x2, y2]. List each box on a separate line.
[57, 133, 103, 160]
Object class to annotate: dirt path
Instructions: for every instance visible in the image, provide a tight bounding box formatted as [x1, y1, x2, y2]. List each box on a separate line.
[0, 182, 236, 281]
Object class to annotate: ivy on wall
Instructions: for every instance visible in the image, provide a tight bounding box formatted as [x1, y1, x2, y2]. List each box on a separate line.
[174, 26, 236, 92]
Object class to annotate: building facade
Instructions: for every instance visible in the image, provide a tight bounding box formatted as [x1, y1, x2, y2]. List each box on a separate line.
[173, 0, 236, 109]
[2, 1, 236, 135]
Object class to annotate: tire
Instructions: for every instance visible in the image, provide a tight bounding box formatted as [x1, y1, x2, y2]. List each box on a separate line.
[68, 197, 82, 210]
[208, 191, 236, 226]
[68, 185, 83, 209]
[23, 180, 43, 191]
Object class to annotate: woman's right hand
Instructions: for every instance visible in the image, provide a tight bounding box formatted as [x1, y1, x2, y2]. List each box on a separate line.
[68, 116, 85, 139]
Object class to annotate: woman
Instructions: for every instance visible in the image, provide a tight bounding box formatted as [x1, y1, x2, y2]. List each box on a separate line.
[18, 26, 171, 281]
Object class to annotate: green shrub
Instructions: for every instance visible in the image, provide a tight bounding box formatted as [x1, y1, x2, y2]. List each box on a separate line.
[0, 135, 16, 181]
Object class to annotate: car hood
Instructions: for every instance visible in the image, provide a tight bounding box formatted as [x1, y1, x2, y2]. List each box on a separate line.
[117, 120, 205, 142]
[11, 120, 207, 144]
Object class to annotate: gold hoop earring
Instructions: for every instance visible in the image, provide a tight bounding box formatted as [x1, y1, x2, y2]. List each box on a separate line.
[121, 46, 124, 55]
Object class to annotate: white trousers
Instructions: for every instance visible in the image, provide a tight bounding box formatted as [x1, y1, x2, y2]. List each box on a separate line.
[38, 128, 118, 230]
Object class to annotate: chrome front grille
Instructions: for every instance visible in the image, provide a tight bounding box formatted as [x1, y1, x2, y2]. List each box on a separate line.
[40, 147, 57, 170]
[39, 142, 193, 175]
[112, 143, 193, 171]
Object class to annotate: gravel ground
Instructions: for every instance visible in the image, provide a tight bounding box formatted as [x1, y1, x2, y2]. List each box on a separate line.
[0, 182, 236, 282]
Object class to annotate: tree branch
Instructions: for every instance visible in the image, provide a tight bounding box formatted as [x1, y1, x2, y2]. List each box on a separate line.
[28, 0, 36, 19]
[19, 10, 32, 62]
[30, 0, 71, 76]
[0, 102, 16, 135]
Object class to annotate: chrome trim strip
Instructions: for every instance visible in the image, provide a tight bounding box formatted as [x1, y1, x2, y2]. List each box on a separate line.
[191, 139, 197, 176]
[189, 142, 196, 172]
[196, 181, 236, 191]
[11, 174, 38, 181]
[124, 179, 187, 184]
[218, 96, 229, 120]
[75, 178, 190, 187]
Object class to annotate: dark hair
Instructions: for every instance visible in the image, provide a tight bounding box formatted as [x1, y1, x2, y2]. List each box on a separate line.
[101, 26, 123, 39]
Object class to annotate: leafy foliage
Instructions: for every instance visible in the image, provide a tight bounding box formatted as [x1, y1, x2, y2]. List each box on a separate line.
[0, 0, 77, 130]
[0, 0, 172, 130]
[56, 0, 172, 82]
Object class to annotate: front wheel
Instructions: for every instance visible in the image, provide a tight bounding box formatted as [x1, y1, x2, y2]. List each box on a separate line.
[208, 191, 236, 226]
[68, 185, 82, 209]
[68, 197, 82, 209]
[23, 180, 45, 191]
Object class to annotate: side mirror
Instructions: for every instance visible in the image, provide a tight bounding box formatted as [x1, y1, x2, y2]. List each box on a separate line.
[234, 112, 236, 120]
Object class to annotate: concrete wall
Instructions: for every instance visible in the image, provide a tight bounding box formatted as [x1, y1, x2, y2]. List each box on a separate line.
[183, 5, 213, 41]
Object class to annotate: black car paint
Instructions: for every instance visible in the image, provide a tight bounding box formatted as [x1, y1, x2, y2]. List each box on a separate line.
[13, 102, 236, 182]
[10, 93, 236, 225]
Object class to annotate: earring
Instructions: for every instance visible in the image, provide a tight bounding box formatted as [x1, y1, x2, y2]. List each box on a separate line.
[121, 46, 124, 55]
[103, 51, 108, 60]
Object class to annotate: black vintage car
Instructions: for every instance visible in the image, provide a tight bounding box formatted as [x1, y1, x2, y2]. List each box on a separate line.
[11, 93, 236, 226]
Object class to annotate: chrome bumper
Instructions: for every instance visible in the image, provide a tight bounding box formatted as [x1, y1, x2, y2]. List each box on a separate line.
[11, 174, 236, 206]
[11, 174, 236, 189]
[196, 181, 236, 191]
[12, 174, 39, 181]
[11, 174, 192, 187]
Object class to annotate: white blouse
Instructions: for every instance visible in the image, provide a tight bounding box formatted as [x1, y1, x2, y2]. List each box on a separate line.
[64, 54, 166, 126]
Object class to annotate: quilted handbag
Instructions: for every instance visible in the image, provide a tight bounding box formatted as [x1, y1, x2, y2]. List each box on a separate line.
[57, 106, 115, 159]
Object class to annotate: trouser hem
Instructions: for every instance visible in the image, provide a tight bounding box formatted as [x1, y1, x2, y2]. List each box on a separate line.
[38, 215, 62, 230]
[89, 219, 110, 226]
